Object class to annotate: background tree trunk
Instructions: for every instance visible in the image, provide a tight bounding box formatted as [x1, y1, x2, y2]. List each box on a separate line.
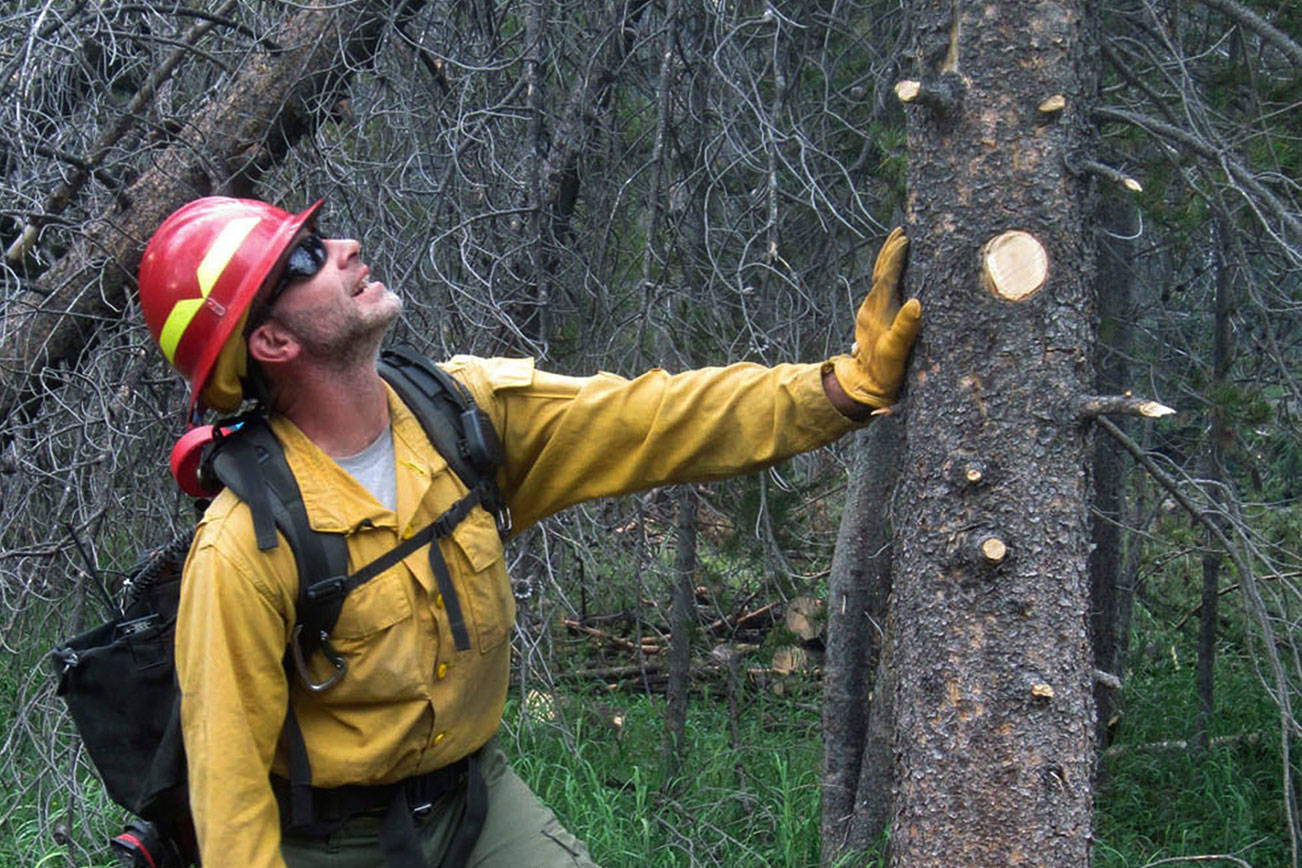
[663, 485, 697, 780]
[889, 1, 1098, 863]
[1089, 191, 1138, 749]
[820, 416, 902, 863]
[1194, 215, 1234, 752]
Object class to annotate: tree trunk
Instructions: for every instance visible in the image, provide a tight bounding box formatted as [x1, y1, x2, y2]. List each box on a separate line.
[663, 485, 697, 781]
[0, 0, 420, 427]
[1194, 214, 1234, 752]
[890, 1, 1097, 864]
[1089, 191, 1138, 749]
[821, 417, 902, 863]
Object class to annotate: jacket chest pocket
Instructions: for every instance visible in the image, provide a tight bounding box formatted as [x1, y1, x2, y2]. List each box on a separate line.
[443, 508, 513, 653]
[315, 570, 424, 701]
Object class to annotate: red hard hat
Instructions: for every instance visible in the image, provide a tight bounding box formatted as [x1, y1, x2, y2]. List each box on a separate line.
[139, 196, 322, 415]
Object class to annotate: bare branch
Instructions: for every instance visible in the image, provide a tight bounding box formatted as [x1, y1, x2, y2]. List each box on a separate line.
[1195, 0, 1302, 69]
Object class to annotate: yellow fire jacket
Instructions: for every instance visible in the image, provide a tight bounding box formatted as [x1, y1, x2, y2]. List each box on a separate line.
[175, 356, 860, 866]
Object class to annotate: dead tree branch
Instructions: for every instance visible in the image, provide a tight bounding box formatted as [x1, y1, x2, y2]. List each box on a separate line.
[0, 0, 425, 429]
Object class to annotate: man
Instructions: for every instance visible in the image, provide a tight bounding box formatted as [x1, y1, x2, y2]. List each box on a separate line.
[137, 196, 920, 867]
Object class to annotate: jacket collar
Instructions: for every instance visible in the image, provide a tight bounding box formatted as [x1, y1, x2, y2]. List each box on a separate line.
[269, 383, 448, 534]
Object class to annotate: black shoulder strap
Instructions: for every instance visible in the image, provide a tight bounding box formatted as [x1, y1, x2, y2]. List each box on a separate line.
[202, 418, 350, 828]
[379, 346, 480, 490]
[378, 345, 509, 538]
[202, 419, 350, 668]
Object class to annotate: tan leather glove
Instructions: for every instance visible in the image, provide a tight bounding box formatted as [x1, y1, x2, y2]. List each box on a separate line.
[829, 227, 922, 410]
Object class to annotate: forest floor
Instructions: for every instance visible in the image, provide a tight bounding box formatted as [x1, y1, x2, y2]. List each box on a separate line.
[1, 608, 1291, 867]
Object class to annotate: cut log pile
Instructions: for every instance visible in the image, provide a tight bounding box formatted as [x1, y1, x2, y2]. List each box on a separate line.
[555, 593, 828, 691]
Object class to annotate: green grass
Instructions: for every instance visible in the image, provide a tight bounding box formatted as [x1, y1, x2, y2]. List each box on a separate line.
[505, 682, 851, 868]
[507, 659, 1293, 868]
[1093, 641, 1294, 868]
[0, 797, 116, 868]
[2, 645, 1290, 866]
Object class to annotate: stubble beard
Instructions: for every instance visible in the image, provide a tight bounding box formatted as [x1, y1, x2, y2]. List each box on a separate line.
[278, 287, 403, 370]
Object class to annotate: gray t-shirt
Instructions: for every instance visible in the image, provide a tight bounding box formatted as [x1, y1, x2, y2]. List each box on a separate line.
[336, 424, 397, 511]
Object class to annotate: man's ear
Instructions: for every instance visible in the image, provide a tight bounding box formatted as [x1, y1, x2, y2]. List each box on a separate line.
[247, 319, 300, 365]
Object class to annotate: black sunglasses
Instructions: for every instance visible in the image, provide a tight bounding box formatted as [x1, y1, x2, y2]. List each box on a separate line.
[245, 230, 327, 332]
[268, 230, 327, 305]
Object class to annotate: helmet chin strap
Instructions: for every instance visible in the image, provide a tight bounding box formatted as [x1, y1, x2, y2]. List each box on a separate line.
[240, 361, 276, 415]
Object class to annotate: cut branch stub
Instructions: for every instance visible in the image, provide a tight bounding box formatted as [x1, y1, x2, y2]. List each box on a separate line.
[949, 459, 991, 488]
[981, 230, 1048, 302]
[895, 80, 922, 102]
[1038, 94, 1066, 114]
[1078, 394, 1176, 419]
[978, 536, 1007, 565]
[893, 73, 965, 115]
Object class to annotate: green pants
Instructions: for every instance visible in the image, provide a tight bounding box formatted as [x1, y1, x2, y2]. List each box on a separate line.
[280, 739, 598, 867]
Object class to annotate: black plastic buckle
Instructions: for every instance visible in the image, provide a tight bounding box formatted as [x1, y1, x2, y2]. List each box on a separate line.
[304, 575, 347, 603]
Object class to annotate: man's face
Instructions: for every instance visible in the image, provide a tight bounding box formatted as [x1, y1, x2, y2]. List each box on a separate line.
[265, 232, 403, 367]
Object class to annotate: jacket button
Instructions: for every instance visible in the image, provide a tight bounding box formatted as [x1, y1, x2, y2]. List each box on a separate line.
[434, 593, 444, 609]
[436, 663, 448, 680]
[433, 732, 446, 746]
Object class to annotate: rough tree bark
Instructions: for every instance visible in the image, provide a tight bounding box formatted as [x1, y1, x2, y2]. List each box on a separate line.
[0, 0, 421, 427]
[889, 0, 1098, 864]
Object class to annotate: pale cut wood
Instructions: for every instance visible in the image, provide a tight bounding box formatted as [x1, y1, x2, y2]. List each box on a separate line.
[1081, 159, 1144, 192]
[785, 595, 825, 641]
[981, 230, 1048, 301]
[895, 80, 922, 103]
[772, 645, 812, 674]
[979, 536, 1007, 564]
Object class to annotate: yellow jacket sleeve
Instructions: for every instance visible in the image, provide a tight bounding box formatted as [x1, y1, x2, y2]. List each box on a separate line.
[176, 518, 297, 868]
[445, 358, 860, 531]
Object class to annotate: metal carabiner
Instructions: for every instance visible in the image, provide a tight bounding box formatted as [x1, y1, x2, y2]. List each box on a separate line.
[290, 624, 347, 692]
[493, 504, 512, 538]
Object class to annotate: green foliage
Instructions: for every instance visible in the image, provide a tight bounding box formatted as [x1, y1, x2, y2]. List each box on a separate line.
[507, 686, 834, 867]
[866, 121, 908, 206]
[1094, 635, 1293, 867]
[504, 629, 1293, 867]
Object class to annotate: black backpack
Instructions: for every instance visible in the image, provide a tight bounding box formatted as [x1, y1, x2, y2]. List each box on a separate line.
[51, 347, 506, 867]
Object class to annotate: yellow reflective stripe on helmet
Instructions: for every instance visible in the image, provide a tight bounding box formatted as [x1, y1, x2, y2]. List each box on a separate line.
[158, 297, 205, 364]
[156, 216, 261, 365]
[196, 216, 259, 297]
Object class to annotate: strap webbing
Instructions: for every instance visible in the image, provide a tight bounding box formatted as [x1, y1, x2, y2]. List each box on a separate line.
[303, 482, 486, 653]
[438, 752, 487, 868]
[377, 786, 427, 868]
[380, 349, 477, 490]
